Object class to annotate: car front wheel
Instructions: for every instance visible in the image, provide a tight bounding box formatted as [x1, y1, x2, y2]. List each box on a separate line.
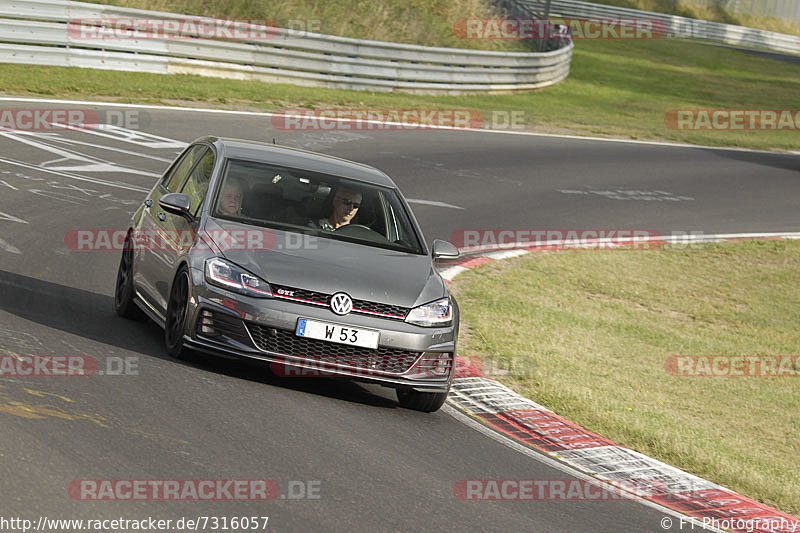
[114, 233, 145, 320]
[396, 388, 449, 413]
[165, 266, 194, 361]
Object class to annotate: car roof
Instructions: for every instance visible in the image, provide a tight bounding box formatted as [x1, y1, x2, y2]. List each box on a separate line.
[197, 136, 397, 188]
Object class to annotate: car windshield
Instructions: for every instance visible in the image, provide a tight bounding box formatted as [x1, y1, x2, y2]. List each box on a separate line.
[211, 158, 424, 254]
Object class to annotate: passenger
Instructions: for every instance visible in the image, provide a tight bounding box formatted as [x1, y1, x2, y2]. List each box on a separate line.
[217, 178, 244, 217]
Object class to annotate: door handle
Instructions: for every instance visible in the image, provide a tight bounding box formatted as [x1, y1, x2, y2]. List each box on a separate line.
[158, 212, 167, 222]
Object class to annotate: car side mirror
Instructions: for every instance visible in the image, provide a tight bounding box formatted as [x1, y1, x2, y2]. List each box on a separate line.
[159, 193, 193, 220]
[432, 239, 460, 260]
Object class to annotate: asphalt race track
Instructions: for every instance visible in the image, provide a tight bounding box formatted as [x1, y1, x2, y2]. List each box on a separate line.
[0, 100, 798, 532]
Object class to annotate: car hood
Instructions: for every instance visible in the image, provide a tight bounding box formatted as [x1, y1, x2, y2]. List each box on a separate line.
[203, 218, 445, 308]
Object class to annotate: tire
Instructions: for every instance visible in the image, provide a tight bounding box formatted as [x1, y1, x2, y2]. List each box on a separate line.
[165, 265, 194, 361]
[396, 388, 449, 413]
[114, 233, 146, 321]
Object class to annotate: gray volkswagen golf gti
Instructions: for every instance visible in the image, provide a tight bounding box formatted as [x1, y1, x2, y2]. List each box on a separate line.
[114, 137, 460, 412]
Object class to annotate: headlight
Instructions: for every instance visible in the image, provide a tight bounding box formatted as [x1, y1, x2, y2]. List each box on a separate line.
[405, 297, 452, 327]
[205, 257, 272, 298]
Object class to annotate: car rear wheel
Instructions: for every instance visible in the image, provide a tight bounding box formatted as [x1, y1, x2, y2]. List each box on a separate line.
[114, 233, 145, 320]
[396, 389, 449, 413]
[165, 266, 194, 361]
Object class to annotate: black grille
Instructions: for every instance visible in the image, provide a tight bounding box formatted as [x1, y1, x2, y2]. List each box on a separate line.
[197, 310, 252, 345]
[351, 298, 407, 318]
[271, 284, 408, 319]
[246, 322, 421, 373]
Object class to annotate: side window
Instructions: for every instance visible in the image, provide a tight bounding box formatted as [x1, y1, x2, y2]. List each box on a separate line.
[383, 192, 417, 248]
[356, 190, 384, 235]
[162, 145, 208, 193]
[382, 193, 400, 241]
[181, 148, 215, 217]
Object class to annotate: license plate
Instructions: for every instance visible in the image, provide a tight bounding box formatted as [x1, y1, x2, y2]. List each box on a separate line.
[295, 318, 379, 349]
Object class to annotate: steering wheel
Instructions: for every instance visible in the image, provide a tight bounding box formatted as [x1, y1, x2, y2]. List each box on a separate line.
[334, 224, 390, 242]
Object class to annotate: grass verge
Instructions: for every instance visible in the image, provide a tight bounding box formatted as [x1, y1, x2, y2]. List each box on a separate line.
[588, 0, 800, 38]
[95, 0, 800, 40]
[1, 35, 799, 151]
[447, 239, 800, 515]
[89, 0, 529, 51]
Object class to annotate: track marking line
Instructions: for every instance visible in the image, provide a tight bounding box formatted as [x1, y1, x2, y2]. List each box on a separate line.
[23, 130, 174, 162]
[0, 131, 161, 177]
[0, 157, 149, 193]
[0, 210, 28, 224]
[406, 198, 464, 210]
[0, 237, 21, 254]
[0, 97, 797, 155]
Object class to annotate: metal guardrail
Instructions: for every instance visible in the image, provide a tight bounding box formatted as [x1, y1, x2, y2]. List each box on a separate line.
[520, 0, 800, 55]
[0, 0, 574, 93]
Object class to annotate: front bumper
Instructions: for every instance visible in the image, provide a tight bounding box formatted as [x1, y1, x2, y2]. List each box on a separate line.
[184, 274, 457, 393]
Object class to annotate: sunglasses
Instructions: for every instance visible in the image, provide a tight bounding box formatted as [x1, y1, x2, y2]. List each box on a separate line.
[338, 198, 361, 209]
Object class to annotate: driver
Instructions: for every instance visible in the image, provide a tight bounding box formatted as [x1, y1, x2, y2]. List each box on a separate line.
[313, 186, 362, 231]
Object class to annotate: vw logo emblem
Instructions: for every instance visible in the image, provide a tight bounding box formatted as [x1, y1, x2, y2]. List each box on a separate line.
[330, 292, 353, 315]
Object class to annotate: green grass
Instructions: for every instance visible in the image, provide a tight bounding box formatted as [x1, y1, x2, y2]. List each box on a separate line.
[588, 0, 800, 37]
[89, 0, 530, 51]
[448, 239, 800, 515]
[2, 35, 799, 151]
[95, 0, 800, 40]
